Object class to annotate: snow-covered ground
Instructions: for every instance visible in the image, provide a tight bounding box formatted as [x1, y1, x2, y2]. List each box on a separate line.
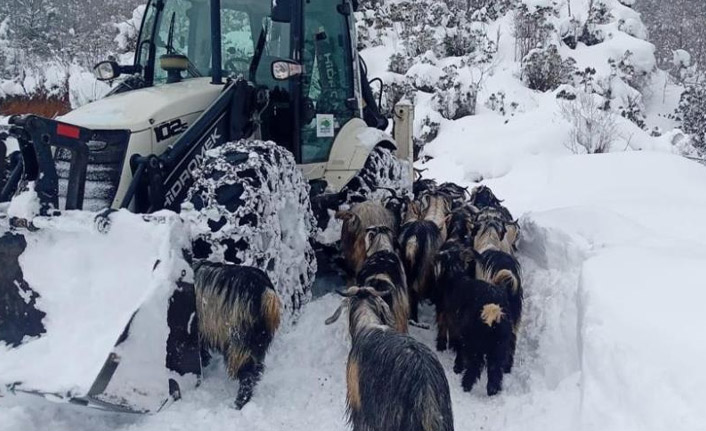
[2, 152, 705, 431]
[3, 0, 706, 430]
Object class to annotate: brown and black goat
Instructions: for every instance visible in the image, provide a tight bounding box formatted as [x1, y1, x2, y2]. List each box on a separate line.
[326, 286, 454, 431]
[356, 226, 410, 332]
[473, 214, 518, 255]
[398, 218, 445, 322]
[193, 261, 281, 409]
[469, 185, 513, 220]
[337, 201, 397, 279]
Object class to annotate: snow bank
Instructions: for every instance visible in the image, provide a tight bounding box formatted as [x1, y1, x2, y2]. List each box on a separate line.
[0, 210, 196, 412]
[579, 247, 706, 431]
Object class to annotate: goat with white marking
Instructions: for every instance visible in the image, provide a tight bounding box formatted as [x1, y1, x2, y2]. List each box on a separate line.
[193, 261, 281, 409]
[474, 248, 522, 374]
[444, 277, 514, 395]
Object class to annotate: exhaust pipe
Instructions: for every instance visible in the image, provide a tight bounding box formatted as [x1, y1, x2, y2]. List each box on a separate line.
[210, 0, 223, 85]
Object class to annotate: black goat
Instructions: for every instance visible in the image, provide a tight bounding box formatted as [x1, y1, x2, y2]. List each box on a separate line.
[474, 249, 522, 373]
[433, 239, 475, 353]
[327, 286, 454, 431]
[444, 278, 514, 396]
[193, 261, 281, 409]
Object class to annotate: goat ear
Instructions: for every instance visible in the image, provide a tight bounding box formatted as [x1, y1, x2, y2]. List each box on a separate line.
[462, 248, 480, 263]
[364, 229, 376, 253]
[444, 213, 453, 226]
[335, 210, 351, 221]
[374, 288, 393, 298]
[337, 287, 359, 298]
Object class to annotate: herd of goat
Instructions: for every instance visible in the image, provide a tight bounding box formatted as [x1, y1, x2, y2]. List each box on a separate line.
[328, 180, 522, 430]
[189, 177, 522, 431]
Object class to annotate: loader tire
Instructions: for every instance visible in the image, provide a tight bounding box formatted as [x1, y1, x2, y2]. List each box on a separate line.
[340, 144, 411, 204]
[183, 140, 317, 316]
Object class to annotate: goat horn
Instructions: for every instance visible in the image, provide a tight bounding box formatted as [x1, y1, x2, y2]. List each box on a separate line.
[325, 300, 347, 325]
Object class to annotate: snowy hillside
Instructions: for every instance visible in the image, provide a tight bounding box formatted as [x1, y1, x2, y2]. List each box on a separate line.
[2, 0, 706, 430]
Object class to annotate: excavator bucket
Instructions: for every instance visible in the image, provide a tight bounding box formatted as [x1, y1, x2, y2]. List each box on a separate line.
[0, 208, 201, 413]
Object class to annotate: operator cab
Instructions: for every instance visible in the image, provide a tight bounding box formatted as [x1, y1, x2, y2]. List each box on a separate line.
[98, 0, 376, 166]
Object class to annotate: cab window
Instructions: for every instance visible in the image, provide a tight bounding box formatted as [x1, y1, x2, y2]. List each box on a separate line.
[300, 0, 356, 164]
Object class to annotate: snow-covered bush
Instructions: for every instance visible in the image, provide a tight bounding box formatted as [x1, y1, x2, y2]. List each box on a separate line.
[382, 78, 416, 118]
[560, 91, 618, 154]
[577, 0, 612, 47]
[608, 50, 651, 91]
[675, 82, 706, 153]
[433, 66, 478, 120]
[414, 115, 441, 157]
[619, 94, 647, 130]
[388, 52, 413, 75]
[513, 3, 556, 61]
[486, 91, 519, 116]
[521, 45, 577, 92]
[114, 5, 146, 58]
[468, 0, 514, 21]
[587, 0, 613, 25]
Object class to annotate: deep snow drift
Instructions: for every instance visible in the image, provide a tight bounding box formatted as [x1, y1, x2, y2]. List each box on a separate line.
[2, 152, 705, 431]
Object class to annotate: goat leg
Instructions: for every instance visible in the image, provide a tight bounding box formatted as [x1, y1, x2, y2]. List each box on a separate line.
[235, 360, 264, 410]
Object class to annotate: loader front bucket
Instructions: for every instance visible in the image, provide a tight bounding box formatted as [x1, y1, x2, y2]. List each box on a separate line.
[0, 209, 201, 413]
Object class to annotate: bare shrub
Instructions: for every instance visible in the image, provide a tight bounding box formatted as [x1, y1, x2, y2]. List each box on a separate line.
[560, 91, 618, 154]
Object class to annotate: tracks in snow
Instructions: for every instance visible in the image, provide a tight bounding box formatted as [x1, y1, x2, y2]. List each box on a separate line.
[0, 215, 590, 431]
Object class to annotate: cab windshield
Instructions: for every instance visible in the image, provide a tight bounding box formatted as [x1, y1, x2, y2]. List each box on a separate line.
[136, 0, 292, 86]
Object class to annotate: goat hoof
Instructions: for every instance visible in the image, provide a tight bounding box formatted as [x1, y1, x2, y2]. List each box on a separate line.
[234, 396, 250, 410]
[487, 384, 501, 396]
[462, 383, 472, 393]
[436, 340, 447, 352]
[453, 364, 464, 375]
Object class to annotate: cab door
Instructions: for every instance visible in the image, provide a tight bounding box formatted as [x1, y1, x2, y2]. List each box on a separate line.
[299, 0, 360, 165]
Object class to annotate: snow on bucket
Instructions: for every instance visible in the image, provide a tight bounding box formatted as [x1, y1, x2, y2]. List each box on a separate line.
[0, 209, 200, 413]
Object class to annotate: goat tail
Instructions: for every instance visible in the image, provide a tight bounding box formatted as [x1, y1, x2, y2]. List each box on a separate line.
[262, 289, 282, 336]
[481, 304, 505, 327]
[493, 269, 520, 295]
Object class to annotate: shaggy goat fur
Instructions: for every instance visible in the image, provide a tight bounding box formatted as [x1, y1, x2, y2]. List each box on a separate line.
[420, 194, 452, 240]
[398, 220, 444, 322]
[357, 227, 410, 332]
[474, 249, 523, 373]
[433, 240, 475, 352]
[470, 186, 513, 220]
[436, 182, 471, 209]
[193, 261, 281, 409]
[446, 205, 480, 245]
[413, 178, 438, 199]
[330, 287, 454, 431]
[442, 277, 513, 396]
[337, 201, 397, 278]
[473, 217, 515, 254]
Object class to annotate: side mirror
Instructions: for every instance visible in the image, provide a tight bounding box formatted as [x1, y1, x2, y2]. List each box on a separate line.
[272, 0, 292, 22]
[94, 61, 121, 81]
[272, 60, 302, 81]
